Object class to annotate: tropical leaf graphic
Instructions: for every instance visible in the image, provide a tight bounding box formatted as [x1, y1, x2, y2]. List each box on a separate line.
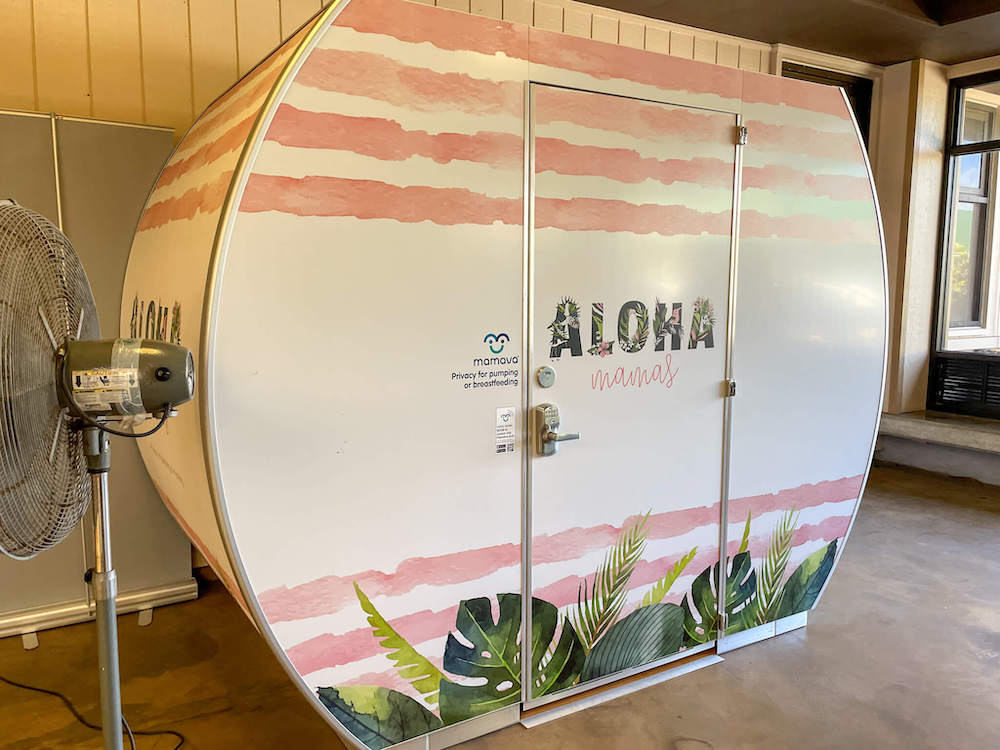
[616, 301, 650, 353]
[738, 512, 752, 554]
[316, 686, 442, 750]
[640, 547, 697, 608]
[571, 512, 650, 653]
[437, 594, 584, 721]
[580, 603, 684, 681]
[681, 551, 757, 645]
[354, 583, 449, 708]
[755, 510, 799, 625]
[774, 540, 838, 619]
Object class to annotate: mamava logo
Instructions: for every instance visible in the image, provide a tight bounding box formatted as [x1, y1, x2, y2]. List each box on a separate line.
[484, 332, 509, 354]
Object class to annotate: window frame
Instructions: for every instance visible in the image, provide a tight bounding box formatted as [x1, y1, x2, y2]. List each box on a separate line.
[933, 71, 1000, 353]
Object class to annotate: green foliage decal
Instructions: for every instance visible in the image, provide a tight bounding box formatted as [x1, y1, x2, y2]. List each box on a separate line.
[580, 603, 684, 681]
[688, 296, 716, 349]
[572, 512, 650, 652]
[316, 686, 442, 750]
[617, 300, 650, 353]
[738, 512, 752, 554]
[681, 551, 757, 645]
[548, 297, 582, 358]
[640, 547, 697, 608]
[437, 594, 584, 720]
[653, 299, 684, 351]
[529, 597, 586, 699]
[588, 302, 614, 357]
[774, 540, 838, 619]
[354, 583, 449, 708]
[438, 594, 521, 724]
[755, 510, 799, 626]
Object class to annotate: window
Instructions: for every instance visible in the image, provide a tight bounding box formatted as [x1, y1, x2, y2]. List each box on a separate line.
[936, 75, 1000, 349]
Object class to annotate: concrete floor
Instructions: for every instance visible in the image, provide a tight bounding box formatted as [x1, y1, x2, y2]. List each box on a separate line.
[1, 465, 999, 749]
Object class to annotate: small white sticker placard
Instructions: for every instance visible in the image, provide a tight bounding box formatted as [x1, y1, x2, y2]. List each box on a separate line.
[72, 368, 137, 391]
[495, 407, 515, 454]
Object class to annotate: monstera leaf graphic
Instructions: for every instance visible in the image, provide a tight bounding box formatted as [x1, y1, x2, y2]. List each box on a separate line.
[438, 594, 584, 723]
[316, 686, 442, 750]
[580, 603, 684, 681]
[774, 540, 838, 619]
[681, 551, 757, 645]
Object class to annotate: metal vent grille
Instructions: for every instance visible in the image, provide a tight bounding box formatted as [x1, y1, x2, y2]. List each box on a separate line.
[929, 352, 1000, 418]
[0, 201, 99, 559]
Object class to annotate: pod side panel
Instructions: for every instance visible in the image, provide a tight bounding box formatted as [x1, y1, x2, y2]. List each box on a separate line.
[725, 73, 887, 630]
[121, 20, 320, 604]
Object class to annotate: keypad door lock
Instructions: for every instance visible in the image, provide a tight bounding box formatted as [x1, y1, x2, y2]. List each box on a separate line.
[533, 403, 580, 456]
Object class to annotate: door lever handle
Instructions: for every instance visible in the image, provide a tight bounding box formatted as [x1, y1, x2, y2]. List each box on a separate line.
[545, 431, 580, 443]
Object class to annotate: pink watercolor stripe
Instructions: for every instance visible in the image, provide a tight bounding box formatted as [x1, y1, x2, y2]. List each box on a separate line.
[156, 113, 256, 190]
[746, 120, 864, 162]
[535, 196, 732, 236]
[742, 72, 852, 120]
[265, 104, 523, 168]
[337, 0, 529, 59]
[743, 165, 872, 202]
[741, 209, 875, 244]
[239, 174, 523, 225]
[529, 26, 742, 101]
[534, 85, 734, 142]
[259, 476, 861, 624]
[286, 515, 849, 676]
[295, 48, 523, 117]
[138, 170, 234, 232]
[536, 137, 733, 188]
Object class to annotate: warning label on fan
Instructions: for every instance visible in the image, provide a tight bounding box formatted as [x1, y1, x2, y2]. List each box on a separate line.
[72, 368, 137, 391]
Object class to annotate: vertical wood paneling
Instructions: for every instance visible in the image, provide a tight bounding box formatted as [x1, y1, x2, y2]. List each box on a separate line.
[88, 0, 144, 122]
[534, 1, 562, 31]
[34, 0, 91, 116]
[502, 0, 532, 25]
[189, 0, 239, 114]
[669, 30, 694, 59]
[140, 0, 193, 134]
[645, 26, 669, 55]
[739, 46, 762, 72]
[717, 40, 739, 68]
[591, 13, 617, 43]
[438, 0, 471, 11]
[470, 0, 501, 18]
[0, 0, 37, 110]
[693, 35, 715, 63]
[619, 19, 643, 49]
[563, 6, 590, 37]
[237, 0, 281, 76]
[280, 0, 320, 39]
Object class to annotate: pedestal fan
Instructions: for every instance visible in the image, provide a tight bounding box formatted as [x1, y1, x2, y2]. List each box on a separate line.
[0, 200, 195, 750]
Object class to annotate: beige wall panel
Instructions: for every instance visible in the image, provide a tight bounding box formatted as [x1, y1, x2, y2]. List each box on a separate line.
[645, 25, 668, 54]
[693, 35, 715, 63]
[717, 40, 739, 68]
[502, 0, 532, 25]
[140, 0, 193, 134]
[34, 0, 91, 117]
[438, 0, 471, 11]
[88, 0, 144, 123]
[190, 0, 239, 115]
[619, 19, 644, 49]
[0, 0, 37, 110]
[670, 29, 694, 59]
[280, 0, 321, 38]
[534, 1, 562, 31]
[563, 6, 590, 37]
[739, 46, 762, 72]
[470, 0, 501, 18]
[237, 0, 282, 76]
[592, 13, 617, 43]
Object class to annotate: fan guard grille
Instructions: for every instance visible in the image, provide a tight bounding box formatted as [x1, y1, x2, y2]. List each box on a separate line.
[0, 202, 99, 559]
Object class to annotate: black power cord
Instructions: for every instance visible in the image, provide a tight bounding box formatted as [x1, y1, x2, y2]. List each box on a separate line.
[0, 673, 185, 749]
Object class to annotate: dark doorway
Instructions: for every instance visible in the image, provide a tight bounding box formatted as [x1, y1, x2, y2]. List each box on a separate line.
[781, 62, 874, 148]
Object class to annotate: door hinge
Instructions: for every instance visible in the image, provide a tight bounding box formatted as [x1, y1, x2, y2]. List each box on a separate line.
[724, 379, 737, 397]
[735, 125, 748, 146]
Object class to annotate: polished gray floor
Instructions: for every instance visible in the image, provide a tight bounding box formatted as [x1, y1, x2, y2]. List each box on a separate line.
[1, 465, 998, 748]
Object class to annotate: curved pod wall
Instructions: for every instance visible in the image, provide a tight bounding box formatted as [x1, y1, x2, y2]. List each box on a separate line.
[122, 0, 886, 747]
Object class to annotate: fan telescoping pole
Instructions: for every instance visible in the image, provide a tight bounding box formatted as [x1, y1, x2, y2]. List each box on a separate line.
[84, 427, 124, 750]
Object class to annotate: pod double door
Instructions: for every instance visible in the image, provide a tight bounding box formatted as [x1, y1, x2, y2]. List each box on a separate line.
[523, 84, 738, 706]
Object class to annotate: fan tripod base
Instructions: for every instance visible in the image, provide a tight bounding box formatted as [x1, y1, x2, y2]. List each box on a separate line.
[84, 427, 124, 750]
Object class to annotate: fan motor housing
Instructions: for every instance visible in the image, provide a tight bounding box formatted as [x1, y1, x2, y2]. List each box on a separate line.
[60, 339, 194, 415]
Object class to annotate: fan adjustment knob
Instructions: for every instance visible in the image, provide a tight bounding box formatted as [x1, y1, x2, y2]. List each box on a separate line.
[155, 367, 172, 382]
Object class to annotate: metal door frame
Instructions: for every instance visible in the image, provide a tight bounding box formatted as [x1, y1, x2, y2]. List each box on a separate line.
[520, 80, 745, 710]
